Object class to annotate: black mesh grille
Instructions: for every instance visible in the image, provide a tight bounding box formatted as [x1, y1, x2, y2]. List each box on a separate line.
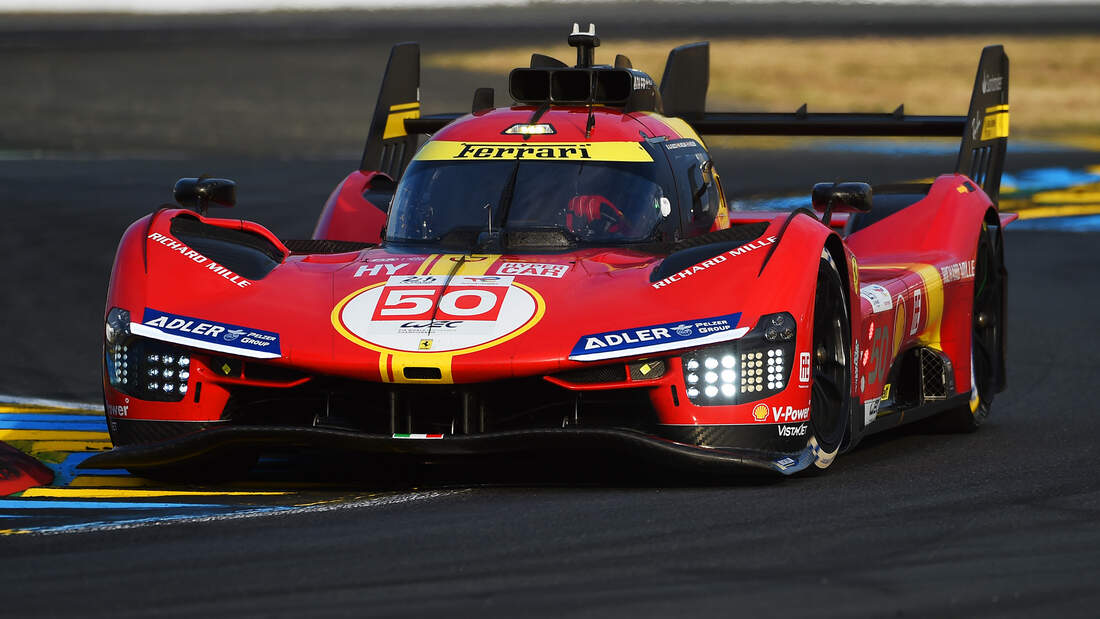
[553, 364, 627, 384]
[282, 239, 375, 254]
[919, 348, 948, 400]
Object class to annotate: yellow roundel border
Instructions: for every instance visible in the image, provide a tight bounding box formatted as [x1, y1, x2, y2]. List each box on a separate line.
[330, 281, 547, 357]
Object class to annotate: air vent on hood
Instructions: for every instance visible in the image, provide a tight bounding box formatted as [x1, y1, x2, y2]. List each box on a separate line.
[283, 239, 375, 255]
[169, 215, 284, 280]
[650, 222, 769, 283]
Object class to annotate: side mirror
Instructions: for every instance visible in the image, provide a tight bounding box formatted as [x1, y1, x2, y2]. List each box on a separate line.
[174, 177, 237, 214]
[363, 173, 397, 211]
[812, 182, 872, 214]
[689, 161, 714, 220]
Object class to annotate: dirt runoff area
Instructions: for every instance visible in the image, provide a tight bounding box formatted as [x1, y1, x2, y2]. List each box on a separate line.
[428, 35, 1100, 143]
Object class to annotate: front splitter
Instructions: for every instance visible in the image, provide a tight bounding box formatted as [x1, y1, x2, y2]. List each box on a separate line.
[80, 425, 816, 476]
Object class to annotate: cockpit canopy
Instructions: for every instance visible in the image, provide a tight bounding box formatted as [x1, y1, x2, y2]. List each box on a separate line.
[385, 142, 677, 248]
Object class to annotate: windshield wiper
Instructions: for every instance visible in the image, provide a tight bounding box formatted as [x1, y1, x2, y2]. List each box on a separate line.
[471, 159, 523, 253]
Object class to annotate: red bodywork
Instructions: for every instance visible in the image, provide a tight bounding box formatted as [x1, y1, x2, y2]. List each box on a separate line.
[99, 105, 1000, 474]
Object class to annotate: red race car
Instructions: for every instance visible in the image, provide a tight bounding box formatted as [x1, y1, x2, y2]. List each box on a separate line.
[86, 25, 1012, 479]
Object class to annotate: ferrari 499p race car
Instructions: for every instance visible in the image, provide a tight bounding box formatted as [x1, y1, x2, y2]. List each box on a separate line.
[85, 26, 1013, 479]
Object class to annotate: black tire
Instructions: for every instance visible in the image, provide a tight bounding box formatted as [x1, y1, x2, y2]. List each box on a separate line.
[808, 252, 853, 469]
[938, 222, 1004, 432]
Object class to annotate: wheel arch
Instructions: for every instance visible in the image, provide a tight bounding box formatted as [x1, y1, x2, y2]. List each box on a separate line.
[822, 233, 861, 452]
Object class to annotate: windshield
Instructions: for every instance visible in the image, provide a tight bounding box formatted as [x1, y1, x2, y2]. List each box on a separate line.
[386, 157, 673, 246]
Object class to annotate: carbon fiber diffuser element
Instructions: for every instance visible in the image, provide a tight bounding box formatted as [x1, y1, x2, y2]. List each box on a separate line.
[553, 364, 627, 384]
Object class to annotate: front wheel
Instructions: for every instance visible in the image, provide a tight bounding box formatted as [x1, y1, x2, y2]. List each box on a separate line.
[808, 252, 853, 469]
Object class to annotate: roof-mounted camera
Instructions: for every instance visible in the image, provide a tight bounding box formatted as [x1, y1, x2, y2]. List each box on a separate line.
[507, 23, 660, 112]
[568, 23, 600, 68]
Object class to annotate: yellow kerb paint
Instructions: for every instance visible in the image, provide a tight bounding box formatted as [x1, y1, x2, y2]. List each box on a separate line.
[20, 488, 289, 498]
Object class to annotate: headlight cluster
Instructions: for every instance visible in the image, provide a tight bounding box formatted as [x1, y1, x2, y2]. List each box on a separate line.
[681, 312, 796, 406]
[105, 308, 192, 402]
[142, 352, 192, 397]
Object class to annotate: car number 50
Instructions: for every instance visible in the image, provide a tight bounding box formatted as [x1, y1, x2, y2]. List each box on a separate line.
[375, 287, 505, 321]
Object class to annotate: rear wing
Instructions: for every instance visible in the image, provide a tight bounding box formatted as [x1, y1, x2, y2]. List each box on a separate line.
[668, 43, 1009, 203]
[360, 40, 1008, 202]
[358, 42, 422, 181]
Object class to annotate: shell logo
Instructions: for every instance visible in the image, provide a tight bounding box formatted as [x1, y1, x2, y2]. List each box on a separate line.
[752, 403, 770, 422]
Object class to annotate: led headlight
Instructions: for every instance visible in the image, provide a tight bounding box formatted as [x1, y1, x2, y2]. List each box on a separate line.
[680, 312, 797, 406]
[105, 334, 192, 403]
[681, 350, 740, 403]
[502, 122, 556, 135]
[105, 307, 130, 345]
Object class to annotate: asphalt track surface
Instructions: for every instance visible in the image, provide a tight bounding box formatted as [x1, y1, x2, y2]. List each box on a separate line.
[4, 8, 1100, 617]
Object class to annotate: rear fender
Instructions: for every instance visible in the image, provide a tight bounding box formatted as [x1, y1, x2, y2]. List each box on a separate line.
[313, 170, 392, 243]
[845, 174, 1001, 415]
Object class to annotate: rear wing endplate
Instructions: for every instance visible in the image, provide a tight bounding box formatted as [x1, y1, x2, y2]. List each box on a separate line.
[359, 42, 421, 181]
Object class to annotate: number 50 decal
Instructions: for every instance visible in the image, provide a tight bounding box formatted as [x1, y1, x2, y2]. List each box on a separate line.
[372, 286, 506, 321]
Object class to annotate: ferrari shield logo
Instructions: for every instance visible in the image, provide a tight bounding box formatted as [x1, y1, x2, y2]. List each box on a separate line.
[419, 339, 433, 350]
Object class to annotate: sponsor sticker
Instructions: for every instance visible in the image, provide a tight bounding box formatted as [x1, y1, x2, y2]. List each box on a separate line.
[106, 400, 129, 417]
[778, 423, 808, 437]
[147, 232, 252, 288]
[413, 141, 653, 162]
[494, 262, 569, 279]
[752, 403, 770, 422]
[863, 398, 880, 426]
[132, 308, 281, 359]
[336, 275, 542, 353]
[981, 108, 1010, 141]
[799, 352, 812, 383]
[663, 139, 699, 151]
[859, 284, 893, 314]
[772, 405, 810, 423]
[940, 259, 976, 284]
[982, 73, 1004, 94]
[651, 236, 777, 289]
[354, 262, 413, 278]
[569, 312, 746, 362]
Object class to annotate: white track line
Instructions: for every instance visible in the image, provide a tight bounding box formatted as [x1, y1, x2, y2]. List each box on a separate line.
[0, 394, 102, 412]
[10, 490, 463, 536]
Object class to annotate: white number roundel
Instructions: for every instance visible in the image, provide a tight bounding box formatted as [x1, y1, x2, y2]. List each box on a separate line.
[338, 276, 539, 353]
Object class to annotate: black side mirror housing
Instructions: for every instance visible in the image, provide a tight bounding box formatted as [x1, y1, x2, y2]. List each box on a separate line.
[812, 182, 872, 213]
[689, 161, 715, 219]
[174, 177, 237, 212]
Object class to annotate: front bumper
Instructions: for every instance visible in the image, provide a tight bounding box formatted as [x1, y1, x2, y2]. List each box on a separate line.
[80, 423, 817, 476]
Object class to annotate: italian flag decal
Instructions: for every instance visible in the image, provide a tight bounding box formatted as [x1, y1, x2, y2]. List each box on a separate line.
[392, 433, 444, 439]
